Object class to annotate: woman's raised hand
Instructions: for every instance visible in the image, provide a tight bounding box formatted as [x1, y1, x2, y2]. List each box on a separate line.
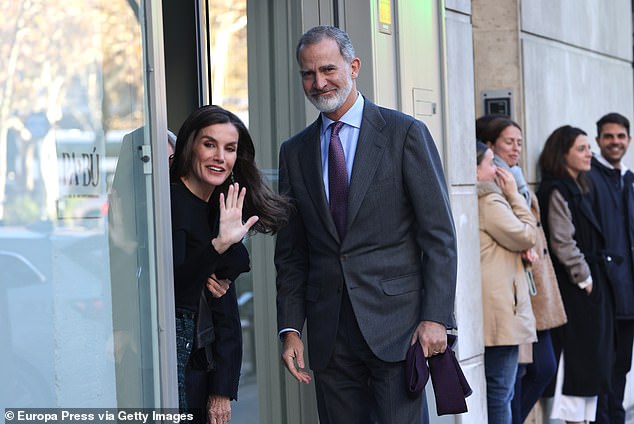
[496, 167, 518, 198]
[211, 183, 259, 254]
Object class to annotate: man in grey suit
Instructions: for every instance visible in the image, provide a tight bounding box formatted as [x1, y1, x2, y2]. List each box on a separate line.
[275, 25, 457, 423]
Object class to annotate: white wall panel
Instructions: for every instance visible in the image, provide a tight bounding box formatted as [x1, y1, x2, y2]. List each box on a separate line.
[520, 0, 632, 60]
[445, 10, 476, 185]
[445, 0, 471, 15]
[449, 185, 487, 424]
[522, 34, 634, 183]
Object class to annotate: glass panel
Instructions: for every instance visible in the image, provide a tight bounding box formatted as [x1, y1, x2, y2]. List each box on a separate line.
[209, 0, 249, 125]
[0, 0, 159, 411]
[207, 1, 256, 421]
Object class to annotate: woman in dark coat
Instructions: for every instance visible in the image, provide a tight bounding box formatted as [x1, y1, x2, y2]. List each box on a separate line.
[170, 105, 290, 423]
[537, 125, 614, 423]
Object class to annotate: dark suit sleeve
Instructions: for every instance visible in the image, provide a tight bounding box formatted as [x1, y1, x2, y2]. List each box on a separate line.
[274, 142, 309, 333]
[402, 120, 457, 328]
[206, 283, 242, 399]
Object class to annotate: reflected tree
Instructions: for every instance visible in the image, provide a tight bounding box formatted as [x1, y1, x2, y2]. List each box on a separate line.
[209, 0, 248, 116]
[0, 0, 144, 223]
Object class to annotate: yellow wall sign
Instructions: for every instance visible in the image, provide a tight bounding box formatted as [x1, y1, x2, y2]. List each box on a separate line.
[378, 0, 392, 34]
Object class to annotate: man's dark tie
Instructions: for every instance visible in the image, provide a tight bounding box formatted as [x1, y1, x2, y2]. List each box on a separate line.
[328, 121, 348, 238]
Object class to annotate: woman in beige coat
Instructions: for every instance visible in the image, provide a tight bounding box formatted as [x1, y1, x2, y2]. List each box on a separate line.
[477, 141, 537, 423]
[477, 116, 567, 423]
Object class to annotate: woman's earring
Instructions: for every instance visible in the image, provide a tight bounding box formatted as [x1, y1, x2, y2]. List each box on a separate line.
[230, 171, 235, 184]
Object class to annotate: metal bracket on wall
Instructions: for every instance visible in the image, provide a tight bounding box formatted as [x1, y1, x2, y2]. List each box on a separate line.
[139, 145, 152, 175]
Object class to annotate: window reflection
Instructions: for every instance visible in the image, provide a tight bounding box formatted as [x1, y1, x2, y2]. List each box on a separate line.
[0, 1, 144, 226]
[209, 0, 249, 124]
[207, 0, 256, 421]
[0, 0, 148, 407]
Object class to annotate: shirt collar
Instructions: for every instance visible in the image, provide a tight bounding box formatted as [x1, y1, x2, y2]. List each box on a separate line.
[320, 92, 364, 135]
[596, 153, 629, 176]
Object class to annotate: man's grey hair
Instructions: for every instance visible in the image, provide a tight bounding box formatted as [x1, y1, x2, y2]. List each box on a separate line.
[296, 25, 356, 64]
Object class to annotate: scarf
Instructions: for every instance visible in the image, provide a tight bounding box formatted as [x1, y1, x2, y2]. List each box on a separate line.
[493, 154, 531, 206]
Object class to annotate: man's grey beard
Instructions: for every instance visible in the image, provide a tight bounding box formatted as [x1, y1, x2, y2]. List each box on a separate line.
[306, 77, 353, 113]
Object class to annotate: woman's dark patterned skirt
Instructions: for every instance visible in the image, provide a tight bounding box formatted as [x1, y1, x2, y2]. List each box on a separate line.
[175, 309, 195, 411]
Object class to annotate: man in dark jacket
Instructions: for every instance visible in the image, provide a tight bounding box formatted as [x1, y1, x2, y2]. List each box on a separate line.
[588, 112, 634, 424]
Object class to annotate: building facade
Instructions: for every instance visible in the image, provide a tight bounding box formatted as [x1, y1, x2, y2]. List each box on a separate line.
[0, 1, 631, 423]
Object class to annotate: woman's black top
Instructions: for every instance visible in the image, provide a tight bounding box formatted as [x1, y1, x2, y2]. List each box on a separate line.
[170, 179, 250, 310]
[170, 178, 250, 400]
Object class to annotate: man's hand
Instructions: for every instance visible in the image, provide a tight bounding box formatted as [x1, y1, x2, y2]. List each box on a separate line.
[207, 394, 231, 424]
[280, 332, 312, 384]
[206, 273, 230, 298]
[411, 320, 447, 358]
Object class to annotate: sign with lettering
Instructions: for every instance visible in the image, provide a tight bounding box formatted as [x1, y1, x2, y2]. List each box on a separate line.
[56, 131, 106, 219]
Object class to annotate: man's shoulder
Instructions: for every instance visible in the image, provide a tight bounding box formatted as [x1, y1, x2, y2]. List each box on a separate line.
[375, 103, 409, 118]
[361, 100, 424, 137]
[589, 157, 627, 185]
[588, 157, 608, 181]
[370, 101, 416, 125]
[281, 119, 320, 149]
[590, 156, 608, 171]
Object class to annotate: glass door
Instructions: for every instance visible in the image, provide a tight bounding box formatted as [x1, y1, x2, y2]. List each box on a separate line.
[0, 0, 164, 411]
[200, 1, 316, 422]
[203, 2, 257, 421]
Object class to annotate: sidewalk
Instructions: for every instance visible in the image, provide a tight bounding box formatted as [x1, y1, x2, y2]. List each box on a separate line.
[525, 399, 634, 424]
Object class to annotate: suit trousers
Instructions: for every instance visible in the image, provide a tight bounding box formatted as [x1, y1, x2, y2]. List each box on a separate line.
[313, 287, 423, 424]
[593, 320, 634, 424]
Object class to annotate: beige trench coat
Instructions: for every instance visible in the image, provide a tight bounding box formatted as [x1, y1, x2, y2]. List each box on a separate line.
[478, 181, 538, 348]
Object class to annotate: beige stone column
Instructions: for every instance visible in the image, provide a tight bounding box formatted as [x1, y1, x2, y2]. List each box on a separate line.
[472, 0, 524, 128]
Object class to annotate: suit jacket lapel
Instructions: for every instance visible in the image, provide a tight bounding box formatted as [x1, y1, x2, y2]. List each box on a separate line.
[298, 117, 340, 241]
[347, 101, 388, 231]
